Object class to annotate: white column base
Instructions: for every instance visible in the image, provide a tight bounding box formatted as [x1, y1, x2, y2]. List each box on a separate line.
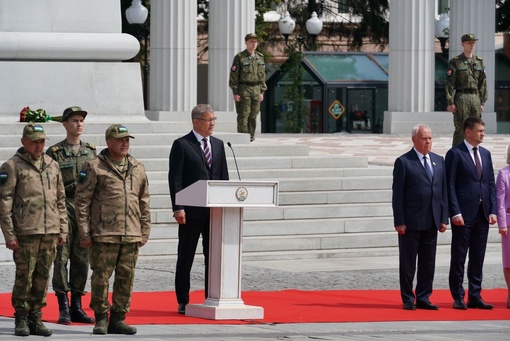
[383, 111, 497, 135]
[186, 298, 264, 320]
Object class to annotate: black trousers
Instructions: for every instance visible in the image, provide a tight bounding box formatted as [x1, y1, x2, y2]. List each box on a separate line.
[398, 226, 438, 304]
[175, 217, 210, 305]
[449, 204, 489, 300]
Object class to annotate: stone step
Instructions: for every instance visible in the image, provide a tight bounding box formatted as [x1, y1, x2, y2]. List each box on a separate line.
[148, 189, 392, 209]
[147, 176, 393, 196]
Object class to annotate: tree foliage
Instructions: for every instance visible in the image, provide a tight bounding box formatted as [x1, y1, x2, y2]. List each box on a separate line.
[497, 0, 510, 33]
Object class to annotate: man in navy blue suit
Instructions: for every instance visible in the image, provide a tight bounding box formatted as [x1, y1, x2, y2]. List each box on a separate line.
[446, 117, 497, 310]
[392, 124, 448, 310]
[168, 104, 229, 314]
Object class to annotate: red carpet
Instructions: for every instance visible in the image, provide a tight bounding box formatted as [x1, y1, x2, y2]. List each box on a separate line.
[1, 289, 509, 325]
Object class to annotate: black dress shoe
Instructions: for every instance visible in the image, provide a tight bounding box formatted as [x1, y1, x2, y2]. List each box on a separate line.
[453, 299, 467, 310]
[403, 302, 416, 310]
[416, 300, 439, 310]
[177, 303, 187, 314]
[467, 298, 494, 310]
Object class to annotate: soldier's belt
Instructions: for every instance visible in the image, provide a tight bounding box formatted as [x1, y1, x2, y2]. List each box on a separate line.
[239, 82, 260, 86]
[456, 89, 478, 94]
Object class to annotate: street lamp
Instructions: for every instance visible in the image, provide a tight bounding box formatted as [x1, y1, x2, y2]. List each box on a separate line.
[278, 11, 322, 50]
[435, 13, 450, 56]
[126, 0, 149, 109]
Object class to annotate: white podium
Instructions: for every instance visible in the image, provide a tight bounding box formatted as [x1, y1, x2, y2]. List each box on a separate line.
[176, 180, 279, 320]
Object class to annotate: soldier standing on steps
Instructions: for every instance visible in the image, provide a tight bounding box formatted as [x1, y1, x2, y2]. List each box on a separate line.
[75, 124, 151, 335]
[229, 33, 267, 142]
[0, 124, 68, 337]
[446, 33, 487, 147]
[46, 106, 96, 325]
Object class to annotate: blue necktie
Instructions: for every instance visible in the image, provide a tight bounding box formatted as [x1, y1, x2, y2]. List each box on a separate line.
[423, 155, 433, 181]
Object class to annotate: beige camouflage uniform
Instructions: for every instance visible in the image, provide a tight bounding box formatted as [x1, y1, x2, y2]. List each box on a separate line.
[0, 147, 67, 328]
[75, 149, 150, 321]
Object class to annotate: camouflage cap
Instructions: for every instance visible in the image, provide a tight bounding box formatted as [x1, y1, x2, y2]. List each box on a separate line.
[105, 124, 135, 139]
[461, 33, 478, 42]
[245, 33, 258, 41]
[23, 123, 48, 141]
[62, 106, 87, 121]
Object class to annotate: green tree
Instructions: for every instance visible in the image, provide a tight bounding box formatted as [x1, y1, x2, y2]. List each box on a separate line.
[497, 0, 510, 33]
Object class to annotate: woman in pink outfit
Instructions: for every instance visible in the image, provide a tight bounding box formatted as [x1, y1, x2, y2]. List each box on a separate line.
[495, 146, 510, 308]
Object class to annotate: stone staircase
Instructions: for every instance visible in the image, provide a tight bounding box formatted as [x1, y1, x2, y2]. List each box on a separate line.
[1, 118, 498, 263]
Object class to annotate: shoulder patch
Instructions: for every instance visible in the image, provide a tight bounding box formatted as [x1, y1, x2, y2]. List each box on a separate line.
[78, 170, 87, 184]
[231, 65, 237, 72]
[0, 172, 7, 185]
[446, 68, 453, 77]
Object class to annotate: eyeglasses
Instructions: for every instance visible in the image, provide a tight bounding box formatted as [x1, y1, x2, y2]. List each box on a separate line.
[196, 117, 217, 123]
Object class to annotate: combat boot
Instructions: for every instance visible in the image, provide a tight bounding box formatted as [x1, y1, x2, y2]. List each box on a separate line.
[93, 313, 108, 335]
[70, 293, 95, 323]
[14, 312, 29, 337]
[56, 292, 71, 324]
[28, 312, 52, 336]
[107, 312, 137, 335]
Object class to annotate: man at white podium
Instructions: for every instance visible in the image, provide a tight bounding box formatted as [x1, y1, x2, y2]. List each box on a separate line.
[168, 104, 229, 314]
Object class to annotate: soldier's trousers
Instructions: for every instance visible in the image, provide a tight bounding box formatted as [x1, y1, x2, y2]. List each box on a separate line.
[12, 234, 58, 314]
[236, 86, 261, 140]
[452, 93, 481, 146]
[89, 242, 139, 314]
[52, 200, 90, 295]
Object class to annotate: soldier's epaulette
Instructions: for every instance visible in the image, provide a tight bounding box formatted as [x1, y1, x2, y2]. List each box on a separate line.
[50, 145, 63, 153]
[85, 143, 96, 150]
[476, 56, 483, 61]
[256, 51, 264, 57]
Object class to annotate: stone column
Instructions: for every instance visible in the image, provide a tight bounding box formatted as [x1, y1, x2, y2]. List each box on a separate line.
[208, 0, 255, 113]
[147, 0, 197, 119]
[0, 0, 144, 121]
[383, 0, 441, 134]
[449, 0, 496, 133]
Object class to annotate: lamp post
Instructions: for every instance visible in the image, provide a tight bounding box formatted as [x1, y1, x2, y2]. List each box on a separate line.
[435, 13, 450, 56]
[278, 11, 322, 50]
[126, 0, 149, 109]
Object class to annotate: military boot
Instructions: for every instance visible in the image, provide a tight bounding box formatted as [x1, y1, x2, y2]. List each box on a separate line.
[93, 313, 108, 335]
[28, 312, 52, 336]
[14, 312, 29, 337]
[70, 293, 95, 323]
[56, 293, 71, 324]
[107, 312, 137, 335]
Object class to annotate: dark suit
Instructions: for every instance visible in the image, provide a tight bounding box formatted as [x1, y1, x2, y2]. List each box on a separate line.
[168, 131, 229, 305]
[445, 142, 496, 301]
[392, 149, 448, 305]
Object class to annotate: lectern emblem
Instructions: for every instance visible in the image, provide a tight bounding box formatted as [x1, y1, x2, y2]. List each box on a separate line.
[235, 187, 248, 201]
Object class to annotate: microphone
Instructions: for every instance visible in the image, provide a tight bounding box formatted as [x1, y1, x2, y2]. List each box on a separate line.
[227, 142, 241, 181]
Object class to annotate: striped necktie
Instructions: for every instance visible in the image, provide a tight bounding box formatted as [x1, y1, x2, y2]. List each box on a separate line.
[202, 137, 211, 168]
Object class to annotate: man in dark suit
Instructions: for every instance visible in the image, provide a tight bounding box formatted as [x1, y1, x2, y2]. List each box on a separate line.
[446, 117, 497, 310]
[168, 104, 229, 314]
[392, 124, 448, 311]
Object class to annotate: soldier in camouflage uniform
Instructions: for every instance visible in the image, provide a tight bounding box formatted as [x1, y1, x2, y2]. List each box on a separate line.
[229, 33, 267, 142]
[46, 106, 96, 325]
[446, 33, 488, 147]
[75, 124, 151, 335]
[0, 124, 68, 337]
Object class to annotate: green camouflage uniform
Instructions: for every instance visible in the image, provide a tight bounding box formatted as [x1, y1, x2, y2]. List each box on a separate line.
[0, 148, 68, 316]
[75, 149, 151, 315]
[446, 53, 487, 146]
[46, 140, 96, 295]
[229, 49, 267, 141]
